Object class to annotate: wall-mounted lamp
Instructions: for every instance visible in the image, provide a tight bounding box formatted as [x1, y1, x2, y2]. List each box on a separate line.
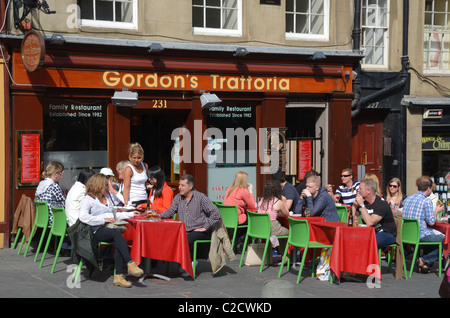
[234, 47, 249, 57]
[112, 89, 138, 107]
[311, 51, 326, 61]
[148, 43, 164, 53]
[200, 93, 222, 108]
[49, 34, 65, 45]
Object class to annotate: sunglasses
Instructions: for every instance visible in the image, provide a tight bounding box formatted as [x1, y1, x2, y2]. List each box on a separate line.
[389, 184, 398, 188]
[341, 175, 351, 178]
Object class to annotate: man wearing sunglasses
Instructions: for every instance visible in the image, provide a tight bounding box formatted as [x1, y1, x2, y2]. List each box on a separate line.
[335, 168, 360, 206]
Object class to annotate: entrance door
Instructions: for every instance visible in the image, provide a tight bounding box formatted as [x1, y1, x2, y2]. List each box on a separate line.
[351, 118, 383, 185]
[130, 109, 189, 184]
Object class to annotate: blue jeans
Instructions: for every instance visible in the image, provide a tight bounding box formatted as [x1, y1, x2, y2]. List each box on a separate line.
[376, 231, 396, 249]
[420, 233, 445, 265]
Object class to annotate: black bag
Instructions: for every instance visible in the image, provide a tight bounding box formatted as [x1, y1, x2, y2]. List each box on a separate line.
[439, 264, 450, 298]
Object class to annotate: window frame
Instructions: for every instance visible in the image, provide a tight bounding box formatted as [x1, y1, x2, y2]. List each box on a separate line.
[423, 0, 450, 74]
[361, 0, 390, 69]
[192, 0, 243, 37]
[285, 0, 330, 42]
[78, 0, 138, 30]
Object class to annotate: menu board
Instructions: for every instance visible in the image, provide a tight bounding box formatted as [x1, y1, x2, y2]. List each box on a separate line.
[298, 140, 312, 180]
[18, 131, 42, 186]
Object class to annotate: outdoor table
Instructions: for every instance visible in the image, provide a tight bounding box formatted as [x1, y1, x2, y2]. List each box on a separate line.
[432, 222, 450, 259]
[123, 216, 194, 278]
[309, 222, 380, 281]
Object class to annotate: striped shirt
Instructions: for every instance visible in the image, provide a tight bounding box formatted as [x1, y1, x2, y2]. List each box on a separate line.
[402, 191, 435, 238]
[336, 181, 360, 205]
[160, 190, 222, 232]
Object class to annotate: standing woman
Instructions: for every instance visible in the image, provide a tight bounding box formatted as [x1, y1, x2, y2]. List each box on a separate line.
[385, 177, 403, 216]
[79, 173, 143, 288]
[35, 161, 66, 225]
[147, 165, 173, 213]
[123, 143, 149, 207]
[223, 171, 255, 225]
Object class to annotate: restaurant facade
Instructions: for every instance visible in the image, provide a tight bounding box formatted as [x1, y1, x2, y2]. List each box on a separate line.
[0, 35, 361, 247]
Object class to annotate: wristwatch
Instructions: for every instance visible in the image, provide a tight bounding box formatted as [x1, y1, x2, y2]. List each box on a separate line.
[360, 204, 365, 209]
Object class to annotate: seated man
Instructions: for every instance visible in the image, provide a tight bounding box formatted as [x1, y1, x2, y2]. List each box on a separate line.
[402, 176, 445, 273]
[272, 170, 302, 214]
[298, 175, 339, 222]
[352, 178, 397, 248]
[335, 168, 360, 206]
[159, 174, 222, 276]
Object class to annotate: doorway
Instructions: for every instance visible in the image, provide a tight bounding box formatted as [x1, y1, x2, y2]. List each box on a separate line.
[130, 109, 189, 183]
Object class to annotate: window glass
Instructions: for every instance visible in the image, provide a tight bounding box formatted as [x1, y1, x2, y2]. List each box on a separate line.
[78, 0, 137, 29]
[424, 0, 450, 72]
[42, 99, 108, 193]
[285, 0, 329, 41]
[192, 0, 242, 36]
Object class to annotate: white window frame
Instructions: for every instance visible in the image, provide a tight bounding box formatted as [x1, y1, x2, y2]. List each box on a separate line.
[423, 0, 450, 74]
[79, 0, 138, 30]
[361, 0, 390, 69]
[192, 0, 242, 37]
[285, 0, 330, 42]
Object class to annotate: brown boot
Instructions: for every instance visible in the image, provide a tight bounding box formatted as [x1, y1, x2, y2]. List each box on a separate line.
[127, 261, 144, 277]
[113, 274, 132, 288]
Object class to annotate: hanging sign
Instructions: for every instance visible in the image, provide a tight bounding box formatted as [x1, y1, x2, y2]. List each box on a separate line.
[21, 30, 45, 72]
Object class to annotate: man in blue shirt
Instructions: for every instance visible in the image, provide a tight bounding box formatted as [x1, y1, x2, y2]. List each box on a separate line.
[402, 176, 445, 273]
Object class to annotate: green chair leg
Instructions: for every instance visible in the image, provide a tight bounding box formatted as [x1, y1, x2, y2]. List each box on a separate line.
[22, 225, 37, 256]
[32, 227, 49, 262]
[39, 232, 53, 268]
[11, 227, 22, 249]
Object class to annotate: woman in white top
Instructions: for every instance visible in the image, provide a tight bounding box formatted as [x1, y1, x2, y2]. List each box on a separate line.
[123, 143, 149, 207]
[65, 168, 95, 227]
[79, 173, 142, 287]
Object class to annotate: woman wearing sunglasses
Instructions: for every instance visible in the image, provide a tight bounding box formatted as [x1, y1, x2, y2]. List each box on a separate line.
[385, 178, 403, 216]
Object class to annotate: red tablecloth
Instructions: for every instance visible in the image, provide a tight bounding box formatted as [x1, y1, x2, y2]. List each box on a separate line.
[432, 222, 450, 258]
[309, 222, 380, 281]
[123, 217, 194, 278]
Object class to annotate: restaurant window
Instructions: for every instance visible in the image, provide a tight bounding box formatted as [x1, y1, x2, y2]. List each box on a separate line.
[77, 0, 138, 29]
[361, 0, 390, 68]
[42, 99, 108, 193]
[285, 0, 329, 41]
[205, 102, 257, 201]
[424, 0, 450, 73]
[192, 0, 242, 37]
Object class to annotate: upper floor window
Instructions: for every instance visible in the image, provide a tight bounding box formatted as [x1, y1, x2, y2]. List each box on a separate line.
[361, 0, 389, 68]
[78, 0, 138, 29]
[424, 0, 450, 73]
[285, 0, 329, 41]
[192, 0, 242, 37]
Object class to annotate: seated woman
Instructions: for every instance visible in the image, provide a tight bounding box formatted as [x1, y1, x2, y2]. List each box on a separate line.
[108, 160, 130, 206]
[257, 179, 289, 254]
[35, 161, 66, 225]
[147, 165, 173, 213]
[223, 171, 255, 225]
[79, 173, 143, 288]
[65, 168, 95, 227]
[385, 177, 404, 216]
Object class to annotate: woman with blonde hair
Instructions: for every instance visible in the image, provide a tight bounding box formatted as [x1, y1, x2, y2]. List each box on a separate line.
[123, 143, 149, 208]
[386, 178, 403, 207]
[109, 160, 130, 206]
[223, 171, 255, 225]
[35, 161, 66, 225]
[363, 172, 382, 196]
[79, 173, 142, 288]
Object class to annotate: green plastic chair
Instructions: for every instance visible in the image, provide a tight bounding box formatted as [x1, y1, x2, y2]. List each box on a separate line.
[239, 211, 288, 273]
[335, 205, 348, 223]
[278, 217, 333, 284]
[73, 241, 114, 285]
[401, 218, 443, 279]
[11, 227, 23, 250]
[19, 201, 51, 262]
[192, 239, 211, 278]
[39, 206, 67, 273]
[378, 243, 397, 273]
[211, 201, 222, 206]
[216, 203, 247, 249]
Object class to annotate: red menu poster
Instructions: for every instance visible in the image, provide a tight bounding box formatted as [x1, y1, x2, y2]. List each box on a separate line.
[298, 140, 312, 180]
[21, 133, 41, 184]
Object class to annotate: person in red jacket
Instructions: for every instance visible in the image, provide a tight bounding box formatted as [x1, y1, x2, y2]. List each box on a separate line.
[147, 165, 173, 213]
[223, 171, 256, 225]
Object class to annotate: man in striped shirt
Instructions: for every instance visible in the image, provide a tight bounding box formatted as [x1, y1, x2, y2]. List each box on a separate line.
[335, 168, 360, 206]
[160, 174, 222, 261]
[402, 176, 445, 273]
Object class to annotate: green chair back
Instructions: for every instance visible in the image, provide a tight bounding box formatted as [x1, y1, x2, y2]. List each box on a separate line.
[335, 205, 348, 223]
[34, 200, 50, 228]
[246, 211, 271, 240]
[401, 218, 420, 245]
[286, 217, 310, 248]
[216, 203, 240, 248]
[211, 200, 222, 206]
